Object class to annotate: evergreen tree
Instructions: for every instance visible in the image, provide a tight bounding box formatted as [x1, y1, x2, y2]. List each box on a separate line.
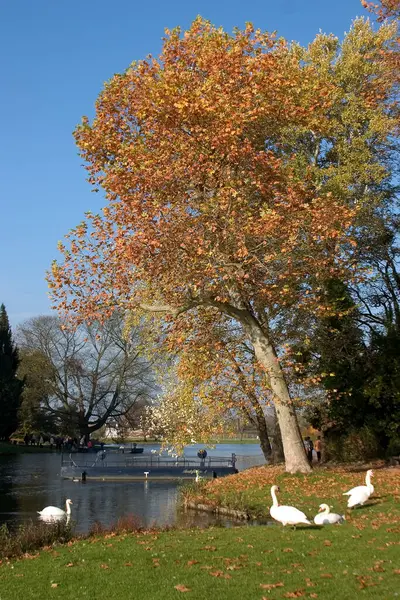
[0, 304, 24, 440]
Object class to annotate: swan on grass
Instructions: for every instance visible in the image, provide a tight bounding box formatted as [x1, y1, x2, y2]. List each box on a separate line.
[37, 499, 73, 522]
[270, 485, 311, 527]
[343, 469, 374, 508]
[314, 504, 345, 525]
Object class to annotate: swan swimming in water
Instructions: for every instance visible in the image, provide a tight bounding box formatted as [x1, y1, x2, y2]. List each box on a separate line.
[343, 470, 374, 508]
[270, 485, 311, 527]
[314, 504, 345, 525]
[37, 499, 73, 521]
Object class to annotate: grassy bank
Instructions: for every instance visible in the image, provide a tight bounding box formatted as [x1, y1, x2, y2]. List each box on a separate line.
[181, 462, 399, 521]
[0, 465, 399, 599]
[0, 442, 54, 455]
[0, 515, 399, 599]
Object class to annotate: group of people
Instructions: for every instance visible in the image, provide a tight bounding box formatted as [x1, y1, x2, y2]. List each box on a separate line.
[304, 435, 323, 463]
[23, 433, 62, 449]
[22, 433, 97, 451]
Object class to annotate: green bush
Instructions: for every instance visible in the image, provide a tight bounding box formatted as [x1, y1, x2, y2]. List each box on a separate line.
[0, 520, 73, 560]
[386, 436, 400, 457]
[325, 426, 380, 462]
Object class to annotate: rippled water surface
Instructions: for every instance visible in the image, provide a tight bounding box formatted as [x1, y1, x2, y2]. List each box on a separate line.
[0, 444, 265, 533]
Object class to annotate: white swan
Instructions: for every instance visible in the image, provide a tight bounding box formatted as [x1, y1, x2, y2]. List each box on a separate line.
[270, 485, 311, 527]
[343, 469, 374, 508]
[314, 504, 345, 525]
[37, 499, 73, 520]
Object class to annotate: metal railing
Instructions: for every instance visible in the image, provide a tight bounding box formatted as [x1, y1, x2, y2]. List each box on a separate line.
[61, 451, 237, 470]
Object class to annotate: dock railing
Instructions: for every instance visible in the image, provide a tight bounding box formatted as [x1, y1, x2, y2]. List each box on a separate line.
[61, 451, 237, 470]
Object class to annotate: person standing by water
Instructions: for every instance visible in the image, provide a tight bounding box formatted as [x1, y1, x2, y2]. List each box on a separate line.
[314, 436, 323, 462]
[304, 437, 314, 463]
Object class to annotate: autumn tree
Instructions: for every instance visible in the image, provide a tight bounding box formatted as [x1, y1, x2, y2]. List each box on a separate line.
[0, 304, 24, 440]
[362, 0, 400, 20]
[152, 310, 283, 462]
[49, 19, 398, 472]
[17, 314, 155, 440]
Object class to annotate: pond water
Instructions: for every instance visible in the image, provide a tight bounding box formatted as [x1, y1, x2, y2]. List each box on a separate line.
[0, 444, 266, 533]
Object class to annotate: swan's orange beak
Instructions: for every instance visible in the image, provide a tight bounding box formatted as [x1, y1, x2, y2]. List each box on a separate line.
[318, 506, 323, 512]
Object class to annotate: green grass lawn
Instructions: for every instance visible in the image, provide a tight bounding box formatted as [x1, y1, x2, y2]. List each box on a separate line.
[0, 464, 399, 599]
[0, 518, 399, 599]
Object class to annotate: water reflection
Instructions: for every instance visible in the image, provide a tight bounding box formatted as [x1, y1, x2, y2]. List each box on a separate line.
[0, 444, 265, 533]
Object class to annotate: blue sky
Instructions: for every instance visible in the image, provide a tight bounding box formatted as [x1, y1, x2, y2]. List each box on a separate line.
[1, 0, 367, 326]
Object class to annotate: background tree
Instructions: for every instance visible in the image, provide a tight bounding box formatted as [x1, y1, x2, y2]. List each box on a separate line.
[49, 18, 398, 472]
[17, 313, 156, 440]
[17, 348, 58, 434]
[0, 304, 24, 440]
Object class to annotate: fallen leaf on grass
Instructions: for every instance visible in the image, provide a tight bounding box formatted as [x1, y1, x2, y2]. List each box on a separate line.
[65, 563, 74, 568]
[305, 578, 315, 587]
[323, 540, 332, 546]
[393, 569, 400, 574]
[226, 564, 242, 571]
[15, 574, 24, 577]
[201, 546, 216, 551]
[152, 558, 160, 567]
[283, 548, 293, 553]
[187, 560, 199, 566]
[310, 594, 318, 598]
[174, 584, 191, 592]
[100, 564, 109, 569]
[50, 583, 59, 588]
[320, 574, 333, 579]
[210, 570, 231, 579]
[260, 582, 284, 590]
[283, 590, 305, 598]
[124, 562, 133, 567]
[357, 576, 377, 589]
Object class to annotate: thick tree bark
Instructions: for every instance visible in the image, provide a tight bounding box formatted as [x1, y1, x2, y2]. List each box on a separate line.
[252, 401, 272, 462]
[240, 313, 311, 473]
[271, 409, 284, 464]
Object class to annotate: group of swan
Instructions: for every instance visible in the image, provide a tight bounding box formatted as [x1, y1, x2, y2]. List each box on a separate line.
[37, 470, 374, 528]
[37, 499, 73, 523]
[270, 469, 374, 527]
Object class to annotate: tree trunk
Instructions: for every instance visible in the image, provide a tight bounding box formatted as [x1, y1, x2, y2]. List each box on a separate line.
[271, 409, 284, 464]
[241, 314, 311, 473]
[252, 401, 272, 462]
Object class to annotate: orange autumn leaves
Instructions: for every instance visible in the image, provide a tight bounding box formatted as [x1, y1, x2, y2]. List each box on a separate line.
[361, 0, 400, 20]
[49, 18, 359, 323]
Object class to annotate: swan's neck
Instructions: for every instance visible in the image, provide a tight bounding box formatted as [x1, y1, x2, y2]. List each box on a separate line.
[66, 502, 71, 515]
[366, 473, 371, 487]
[271, 488, 279, 507]
[322, 506, 330, 515]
